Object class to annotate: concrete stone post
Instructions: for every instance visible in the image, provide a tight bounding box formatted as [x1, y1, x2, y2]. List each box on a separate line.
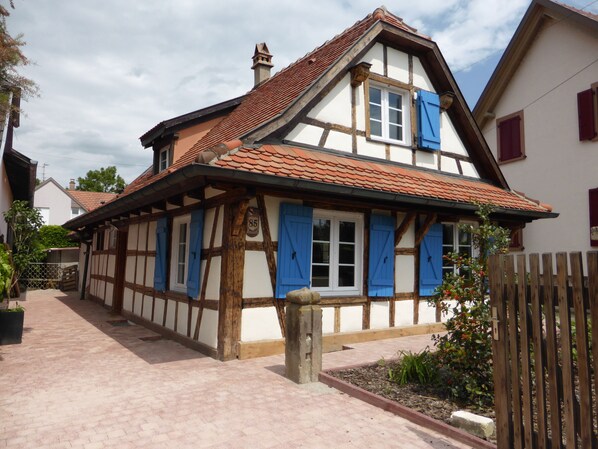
[285, 288, 322, 384]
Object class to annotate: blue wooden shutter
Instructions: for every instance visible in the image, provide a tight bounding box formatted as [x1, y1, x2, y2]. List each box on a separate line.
[417, 90, 441, 151]
[419, 223, 442, 296]
[275, 203, 313, 299]
[154, 217, 168, 292]
[186, 209, 204, 299]
[368, 214, 395, 297]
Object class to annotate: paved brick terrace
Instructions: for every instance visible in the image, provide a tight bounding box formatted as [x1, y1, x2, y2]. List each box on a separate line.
[0, 290, 471, 448]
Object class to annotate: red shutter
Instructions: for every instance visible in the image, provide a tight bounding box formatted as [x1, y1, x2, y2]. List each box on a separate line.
[590, 187, 598, 247]
[577, 88, 596, 141]
[498, 115, 522, 161]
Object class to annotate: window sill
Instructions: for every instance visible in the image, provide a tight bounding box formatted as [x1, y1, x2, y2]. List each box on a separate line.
[498, 154, 526, 165]
[367, 135, 411, 148]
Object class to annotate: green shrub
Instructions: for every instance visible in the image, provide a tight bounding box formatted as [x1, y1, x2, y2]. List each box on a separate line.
[388, 350, 438, 385]
[38, 225, 73, 249]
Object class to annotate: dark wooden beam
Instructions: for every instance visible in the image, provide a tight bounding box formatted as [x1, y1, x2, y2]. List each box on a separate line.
[232, 200, 249, 236]
[167, 195, 185, 207]
[394, 211, 416, 246]
[414, 213, 437, 247]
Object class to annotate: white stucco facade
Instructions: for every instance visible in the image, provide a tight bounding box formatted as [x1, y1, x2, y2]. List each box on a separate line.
[481, 18, 598, 254]
[34, 178, 78, 226]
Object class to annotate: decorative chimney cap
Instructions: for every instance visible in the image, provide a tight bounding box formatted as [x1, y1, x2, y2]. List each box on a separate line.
[252, 42, 273, 69]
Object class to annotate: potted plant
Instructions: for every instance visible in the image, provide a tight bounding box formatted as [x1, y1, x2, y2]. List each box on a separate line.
[0, 243, 24, 344]
[0, 200, 43, 345]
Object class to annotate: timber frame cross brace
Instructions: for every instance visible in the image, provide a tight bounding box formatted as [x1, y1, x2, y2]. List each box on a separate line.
[414, 213, 437, 246]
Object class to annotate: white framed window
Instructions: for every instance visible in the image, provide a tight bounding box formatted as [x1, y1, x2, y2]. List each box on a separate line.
[70, 207, 83, 219]
[159, 145, 171, 172]
[311, 210, 363, 296]
[368, 84, 411, 146]
[169, 215, 190, 292]
[441, 223, 473, 277]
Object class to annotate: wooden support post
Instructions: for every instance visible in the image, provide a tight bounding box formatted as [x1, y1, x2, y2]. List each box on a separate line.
[217, 202, 247, 361]
[232, 199, 249, 236]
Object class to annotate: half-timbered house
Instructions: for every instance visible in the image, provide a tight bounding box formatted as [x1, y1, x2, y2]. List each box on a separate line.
[66, 7, 555, 361]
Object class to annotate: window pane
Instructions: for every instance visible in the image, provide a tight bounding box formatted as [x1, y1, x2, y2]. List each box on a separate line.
[312, 265, 329, 287]
[388, 124, 403, 141]
[312, 242, 330, 264]
[338, 266, 355, 287]
[370, 120, 382, 136]
[388, 108, 402, 125]
[339, 221, 355, 243]
[313, 219, 330, 241]
[443, 224, 454, 245]
[388, 92, 402, 110]
[458, 229, 471, 246]
[338, 243, 355, 264]
[177, 223, 187, 284]
[369, 87, 381, 105]
[370, 104, 382, 121]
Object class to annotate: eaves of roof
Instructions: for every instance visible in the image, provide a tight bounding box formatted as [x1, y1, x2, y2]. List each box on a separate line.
[473, 0, 598, 128]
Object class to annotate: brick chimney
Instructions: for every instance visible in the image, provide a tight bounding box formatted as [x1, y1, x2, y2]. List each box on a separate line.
[252, 43, 273, 87]
[69, 179, 75, 190]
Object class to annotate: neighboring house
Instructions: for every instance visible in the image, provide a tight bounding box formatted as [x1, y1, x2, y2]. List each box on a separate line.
[34, 178, 116, 225]
[66, 7, 555, 361]
[474, 0, 598, 254]
[0, 92, 37, 242]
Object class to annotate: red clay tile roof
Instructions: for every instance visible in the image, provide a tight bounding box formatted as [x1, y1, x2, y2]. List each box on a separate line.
[69, 190, 117, 212]
[211, 144, 551, 213]
[122, 7, 423, 197]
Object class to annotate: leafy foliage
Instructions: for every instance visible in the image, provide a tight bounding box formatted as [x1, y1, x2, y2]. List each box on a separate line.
[0, 244, 13, 300]
[38, 225, 73, 249]
[388, 349, 438, 386]
[0, 1, 38, 120]
[76, 166, 126, 194]
[3, 200, 44, 288]
[429, 203, 510, 407]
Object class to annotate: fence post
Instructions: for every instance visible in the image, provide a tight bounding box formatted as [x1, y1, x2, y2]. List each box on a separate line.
[284, 288, 322, 384]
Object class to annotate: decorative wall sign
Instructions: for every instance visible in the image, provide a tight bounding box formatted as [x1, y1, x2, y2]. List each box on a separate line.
[247, 207, 260, 237]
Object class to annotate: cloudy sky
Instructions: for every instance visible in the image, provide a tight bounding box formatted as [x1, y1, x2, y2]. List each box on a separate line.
[6, 0, 597, 188]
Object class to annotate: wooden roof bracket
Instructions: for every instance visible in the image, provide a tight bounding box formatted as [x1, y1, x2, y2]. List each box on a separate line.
[395, 211, 416, 246]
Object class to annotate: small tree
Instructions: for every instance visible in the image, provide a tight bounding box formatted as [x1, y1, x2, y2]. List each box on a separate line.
[430, 203, 510, 407]
[38, 225, 73, 249]
[76, 166, 126, 193]
[3, 200, 44, 291]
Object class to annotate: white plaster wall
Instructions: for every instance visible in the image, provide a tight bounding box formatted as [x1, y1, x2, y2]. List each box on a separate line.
[153, 298, 165, 324]
[107, 255, 116, 278]
[389, 146, 413, 165]
[415, 151, 438, 170]
[189, 307, 198, 340]
[241, 308, 282, 341]
[198, 309, 218, 348]
[482, 18, 598, 254]
[242, 251, 273, 298]
[285, 123, 323, 146]
[325, 130, 353, 152]
[387, 47, 409, 83]
[460, 161, 479, 178]
[359, 42, 384, 75]
[322, 307, 335, 334]
[440, 114, 468, 156]
[370, 302, 389, 329]
[142, 296, 153, 320]
[265, 196, 293, 242]
[137, 222, 148, 250]
[145, 257, 155, 287]
[147, 221, 157, 251]
[201, 257, 221, 300]
[133, 292, 143, 316]
[165, 300, 176, 331]
[340, 306, 362, 332]
[0, 164, 12, 238]
[33, 181, 72, 225]
[441, 156, 460, 175]
[307, 74, 352, 128]
[135, 256, 146, 284]
[395, 300, 414, 327]
[395, 255, 415, 293]
[355, 84, 366, 131]
[127, 224, 139, 249]
[203, 206, 224, 248]
[177, 302, 188, 336]
[105, 283, 114, 306]
[396, 214, 415, 247]
[125, 256, 136, 283]
[356, 136, 387, 159]
[412, 56, 434, 91]
[123, 288, 133, 311]
[418, 301, 437, 324]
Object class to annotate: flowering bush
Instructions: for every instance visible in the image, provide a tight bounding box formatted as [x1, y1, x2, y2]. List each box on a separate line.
[430, 203, 510, 407]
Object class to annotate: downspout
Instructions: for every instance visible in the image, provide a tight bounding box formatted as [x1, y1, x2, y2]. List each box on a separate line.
[80, 240, 91, 301]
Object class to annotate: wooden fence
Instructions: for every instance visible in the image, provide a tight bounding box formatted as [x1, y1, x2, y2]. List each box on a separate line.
[488, 252, 597, 449]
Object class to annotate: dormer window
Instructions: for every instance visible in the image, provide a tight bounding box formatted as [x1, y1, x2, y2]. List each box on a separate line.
[368, 84, 411, 146]
[159, 145, 171, 172]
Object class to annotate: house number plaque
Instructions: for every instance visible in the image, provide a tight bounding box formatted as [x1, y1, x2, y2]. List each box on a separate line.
[246, 208, 259, 237]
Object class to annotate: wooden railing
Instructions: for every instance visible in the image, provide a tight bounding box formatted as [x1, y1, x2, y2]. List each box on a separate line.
[489, 252, 597, 449]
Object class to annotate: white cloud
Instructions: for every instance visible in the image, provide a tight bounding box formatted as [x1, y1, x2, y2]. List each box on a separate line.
[5, 0, 596, 188]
